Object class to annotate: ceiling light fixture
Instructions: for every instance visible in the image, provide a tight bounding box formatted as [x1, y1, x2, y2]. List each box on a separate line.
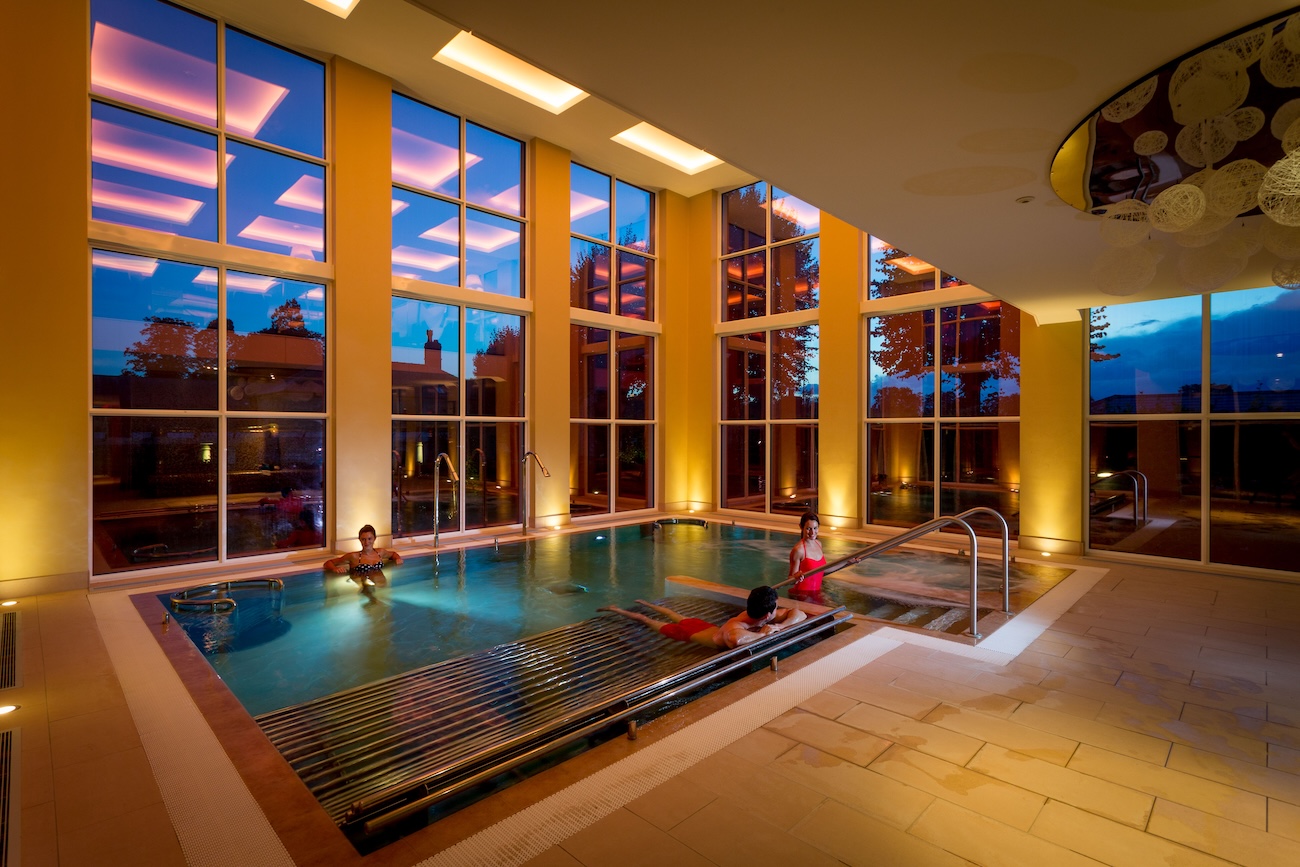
[434, 32, 587, 114]
[611, 123, 723, 175]
[300, 0, 363, 19]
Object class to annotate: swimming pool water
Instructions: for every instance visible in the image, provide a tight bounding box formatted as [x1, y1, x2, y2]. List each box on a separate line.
[163, 521, 1070, 716]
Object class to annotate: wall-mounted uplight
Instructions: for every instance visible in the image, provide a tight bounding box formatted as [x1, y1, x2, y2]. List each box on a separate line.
[434, 32, 587, 114]
[1095, 471, 1113, 479]
[612, 123, 723, 175]
[300, 0, 363, 19]
[0, 601, 16, 607]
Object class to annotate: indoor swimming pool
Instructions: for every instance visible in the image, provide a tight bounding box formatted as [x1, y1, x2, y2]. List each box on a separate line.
[159, 520, 1073, 716]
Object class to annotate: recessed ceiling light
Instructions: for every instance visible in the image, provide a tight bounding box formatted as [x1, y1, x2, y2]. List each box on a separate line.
[0, 601, 15, 607]
[0, 705, 18, 715]
[300, 0, 363, 18]
[434, 32, 587, 114]
[611, 123, 723, 174]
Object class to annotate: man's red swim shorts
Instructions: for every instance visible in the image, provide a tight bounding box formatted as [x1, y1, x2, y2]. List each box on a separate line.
[659, 618, 712, 642]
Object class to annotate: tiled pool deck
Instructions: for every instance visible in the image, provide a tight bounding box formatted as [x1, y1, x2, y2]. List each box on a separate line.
[9, 550, 1300, 866]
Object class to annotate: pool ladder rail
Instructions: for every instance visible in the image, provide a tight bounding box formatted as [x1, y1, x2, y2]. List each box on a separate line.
[169, 578, 284, 613]
[254, 597, 849, 838]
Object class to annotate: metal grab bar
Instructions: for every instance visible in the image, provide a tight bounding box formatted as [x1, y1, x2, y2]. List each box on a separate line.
[1090, 470, 1148, 529]
[786, 507, 1012, 641]
[433, 452, 459, 548]
[169, 577, 284, 612]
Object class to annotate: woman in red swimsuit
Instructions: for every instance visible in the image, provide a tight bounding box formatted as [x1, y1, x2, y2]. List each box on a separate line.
[785, 511, 826, 601]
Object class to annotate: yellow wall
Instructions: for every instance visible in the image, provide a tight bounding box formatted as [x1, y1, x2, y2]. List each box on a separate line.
[0, 0, 89, 593]
[1020, 319, 1084, 552]
[330, 59, 394, 548]
[817, 214, 863, 528]
[528, 139, 571, 527]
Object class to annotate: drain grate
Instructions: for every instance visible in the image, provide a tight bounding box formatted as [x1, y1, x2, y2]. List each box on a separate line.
[0, 613, 16, 691]
[0, 729, 15, 867]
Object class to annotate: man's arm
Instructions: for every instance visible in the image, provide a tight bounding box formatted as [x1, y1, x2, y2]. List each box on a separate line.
[771, 607, 807, 628]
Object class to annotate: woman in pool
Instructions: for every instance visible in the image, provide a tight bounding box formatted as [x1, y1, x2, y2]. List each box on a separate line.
[781, 510, 827, 602]
[323, 524, 402, 588]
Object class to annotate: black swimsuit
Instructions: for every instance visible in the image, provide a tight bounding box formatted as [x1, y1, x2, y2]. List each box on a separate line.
[352, 561, 384, 575]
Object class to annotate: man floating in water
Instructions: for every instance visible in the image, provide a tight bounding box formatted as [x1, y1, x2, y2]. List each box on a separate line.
[599, 585, 806, 649]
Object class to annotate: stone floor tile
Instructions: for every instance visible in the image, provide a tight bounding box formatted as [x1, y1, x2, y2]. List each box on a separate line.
[1182, 702, 1300, 751]
[1009, 702, 1172, 764]
[723, 725, 797, 765]
[677, 748, 825, 831]
[1148, 798, 1300, 867]
[44, 671, 129, 721]
[1269, 743, 1300, 774]
[770, 743, 934, 830]
[868, 743, 1045, 831]
[1038, 627, 1139, 654]
[837, 701, 983, 765]
[891, 671, 1022, 718]
[1117, 671, 1267, 719]
[56, 800, 185, 867]
[762, 709, 892, 766]
[51, 745, 164, 833]
[1067, 743, 1266, 829]
[1030, 799, 1236, 867]
[923, 703, 1078, 765]
[967, 743, 1152, 827]
[1167, 743, 1300, 805]
[1065, 645, 1195, 684]
[1269, 702, 1300, 728]
[521, 846, 585, 867]
[625, 774, 717, 831]
[797, 688, 857, 720]
[1026, 637, 1071, 657]
[1037, 671, 1168, 713]
[790, 797, 966, 867]
[830, 677, 943, 719]
[560, 808, 713, 867]
[909, 797, 1102, 867]
[1096, 702, 1268, 764]
[49, 703, 143, 768]
[673, 798, 841, 867]
[21, 800, 58, 867]
[1271, 798, 1300, 844]
[974, 676, 1104, 719]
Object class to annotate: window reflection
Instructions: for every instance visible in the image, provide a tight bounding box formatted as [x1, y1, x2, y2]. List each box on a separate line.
[392, 188, 460, 284]
[722, 183, 766, 253]
[228, 418, 325, 557]
[93, 252, 218, 410]
[617, 332, 652, 420]
[771, 239, 819, 314]
[1210, 286, 1300, 412]
[391, 94, 460, 197]
[465, 421, 521, 528]
[92, 415, 219, 574]
[465, 122, 522, 215]
[770, 188, 819, 241]
[570, 239, 611, 312]
[392, 420, 460, 537]
[771, 327, 819, 420]
[1209, 420, 1300, 570]
[465, 209, 522, 297]
[722, 425, 766, 512]
[616, 425, 652, 511]
[391, 297, 461, 415]
[228, 142, 325, 260]
[570, 424, 611, 515]
[465, 309, 523, 417]
[617, 253, 652, 320]
[1089, 421, 1200, 560]
[723, 252, 765, 321]
[570, 164, 611, 240]
[571, 326, 609, 419]
[867, 422, 935, 528]
[226, 272, 325, 413]
[869, 236, 937, 299]
[615, 180, 652, 252]
[1089, 299, 1202, 413]
[868, 310, 934, 418]
[225, 28, 324, 158]
[723, 333, 766, 421]
[940, 302, 1020, 417]
[771, 424, 818, 515]
[91, 102, 218, 240]
[939, 422, 1020, 535]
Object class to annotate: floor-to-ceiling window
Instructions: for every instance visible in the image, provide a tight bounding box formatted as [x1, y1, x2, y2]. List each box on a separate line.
[390, 93, 527, 536]
[569, 164, 656, 515]
[1088, 287, 1300, 571]
[90, 0, 328, 573]
[865, 237, 1021, 536]
[719, 183, 820, 515]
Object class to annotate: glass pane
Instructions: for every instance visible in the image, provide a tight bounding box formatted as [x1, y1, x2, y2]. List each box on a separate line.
[772, 326, 818, 420]
[465, 421, 521, 528]
[868, 236, 935, 299]
[392, 93, 459, 197]
[1209, 420, 1300, 570]
[92, 415, 219, 574]
[91, 102, 218, 240]
[1210, 285, 1300, 412]
[770, 188, 819, 241]
[616, 252, 652, 320]
[227, 272, 325, 413]
[616, 332, 652, 420]
[570, 423, 610, 515]
[722, 183, 766, 253]
[722, 333, 766, 421]
[940, 301, 1021, 418]
[722, 251, 765, 321]
[570, 239, 611, 312]
[92, 251, 217, 410]
[225, 29, 324, 157]
[465, 123, 522, 215]
[1090, 420, 1201, 560]
[615, 180, 652, 252]
[391, 187, 460, 285]
[771, 424, 818, 516]
[1089, 299, 1202, 413]
[722, 425, 765, 512]
[91, 0, 216, 126]
[616, 424, 652, 511]
[570, 326, 609, 419]
[393, 420, 460, 538]
[940, 271, 969, 288]
[570, 163, 611, 240]
[391, 297, 460, 415]
[939, 422, 1021, 537]
[227, 418, 325, 556]
[867, 422, 935, 528]
[771, 238, 819, 314]
[466, 309, 523, 417]
[227, 142, 324, 260]
[465, 209, 522, 297]
[869, 310, 934, 418]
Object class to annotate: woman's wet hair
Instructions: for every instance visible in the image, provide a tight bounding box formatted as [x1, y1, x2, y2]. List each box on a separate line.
[799, 511, 819, 530]
[359, 524, 377, 538]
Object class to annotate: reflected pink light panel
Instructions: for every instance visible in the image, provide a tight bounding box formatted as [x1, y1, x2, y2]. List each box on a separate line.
[392, 130, 480, 190]
[92, 119, 221, 187]
[276, 176, 324, 213]
[392, 246, 458, 272]
[192, 268, 279, 293]
[392, 199, 409, 216]
[421, 217, 519, 252]
[226, 68, 289, 139]
[570, 190, 608, 221]
[92, 250, 159, 276]
[92, 179, 203, 224]
[485, 184, 520, 213]
[767, 196, 820, 233]
[237, 216, 323, 253]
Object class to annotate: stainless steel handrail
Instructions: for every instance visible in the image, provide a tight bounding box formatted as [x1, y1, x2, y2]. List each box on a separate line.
[786, 508, 1012, 641]
[1090, 470, 1148, 528]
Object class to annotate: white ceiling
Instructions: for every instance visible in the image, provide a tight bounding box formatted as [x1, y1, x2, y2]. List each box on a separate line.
[194, 0, 1298, 323]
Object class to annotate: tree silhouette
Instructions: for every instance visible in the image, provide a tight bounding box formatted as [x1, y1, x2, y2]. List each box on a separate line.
[259, 297, 323, 341]
[1090, 306, 1121, 362]
[122, 316, 205, 378]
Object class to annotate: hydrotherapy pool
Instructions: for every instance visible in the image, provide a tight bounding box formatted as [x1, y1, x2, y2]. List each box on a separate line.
[163, 521, 1071, 716]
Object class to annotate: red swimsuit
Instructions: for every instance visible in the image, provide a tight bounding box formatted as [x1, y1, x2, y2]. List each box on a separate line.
[791, 541, 827, 595]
